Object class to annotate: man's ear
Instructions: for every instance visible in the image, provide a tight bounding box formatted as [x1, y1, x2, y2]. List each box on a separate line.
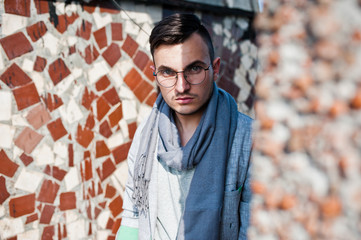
[150, 64, 156, 80]
[212, 57, 221, 81]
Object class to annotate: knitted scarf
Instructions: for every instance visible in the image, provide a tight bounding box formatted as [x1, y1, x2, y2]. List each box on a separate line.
[132, 82, 238, 238]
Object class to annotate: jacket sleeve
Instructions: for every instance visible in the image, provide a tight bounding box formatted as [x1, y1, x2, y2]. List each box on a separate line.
[238, 113, 253, 240]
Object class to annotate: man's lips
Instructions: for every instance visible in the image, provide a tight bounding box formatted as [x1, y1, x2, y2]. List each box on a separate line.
[175, 96, 194, 104]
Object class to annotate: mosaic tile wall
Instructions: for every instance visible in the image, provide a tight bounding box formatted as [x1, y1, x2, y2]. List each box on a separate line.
[0, 0, 256, 239]
[250, 0, 361, 239]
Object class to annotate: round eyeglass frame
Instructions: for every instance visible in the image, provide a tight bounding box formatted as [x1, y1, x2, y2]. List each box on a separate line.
[153, 65, 211, 88]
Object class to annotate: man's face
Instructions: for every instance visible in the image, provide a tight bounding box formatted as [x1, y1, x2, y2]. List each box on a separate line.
[153, 33, 220, 117]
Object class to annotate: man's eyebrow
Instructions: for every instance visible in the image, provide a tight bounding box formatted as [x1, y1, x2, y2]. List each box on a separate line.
[156, 60, 208, 71]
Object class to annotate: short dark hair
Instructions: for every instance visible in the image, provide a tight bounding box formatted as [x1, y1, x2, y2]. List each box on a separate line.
[149, 13, 215, 62]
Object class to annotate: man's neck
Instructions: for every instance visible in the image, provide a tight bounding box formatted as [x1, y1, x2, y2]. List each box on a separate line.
[174, 111, 203, 147]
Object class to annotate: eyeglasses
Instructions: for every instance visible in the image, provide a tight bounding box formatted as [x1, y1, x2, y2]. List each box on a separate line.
[153, 64, 211, 88]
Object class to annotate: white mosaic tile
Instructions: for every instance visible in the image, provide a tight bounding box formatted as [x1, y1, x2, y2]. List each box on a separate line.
[65, 2, 78, 13]
[55, 2, 66, 14]
[31, 71, 46, 94]
[0, 205, 5, 218]
[88, 61, 109, 84]
[108, 64, 122, 88]
[0, 123, 15, 149]
[42, 32, 60, 55]
[124, 20, 140, 35]
[54, 141, 68, 159]
[119, 118, 129, 140]
[106, 131, 124, 149]
[136, 27, 149, 48]
[15, 169, 43, 192]
[213, 23, 223, 35]
[92, 12, 112, 29]
[12, 114, 29, 126]
[33, 143, 54, 166]
[0, 217, 24, 239]
[67, 36, 78, 46]
[65, 209, 79, 224]
[55, 73, 75, 95]
[118, 59, 133, 78]
[13, 146, 22, 159]
[241, 55, 254, 70]
[67, 219, 86, 240]
[0, 51, 4, 71]
[137, 104, 152, 125]
[113, 160, 128, 189]
[122, 99, 137, 121]
[1, 13, 28, 36]
[111, 174, 124, 199]
[97, 210, 110, 229]
[17, 229, 39, 240]
[22, 58, 34, 73]
[119, 84, 135, 100]
[54, 155, 66, 166]
[59, 98, 83, 124]
[0, 91, 12, 121]
[96, 230, 109, 240]
[64, 167, 80, 191]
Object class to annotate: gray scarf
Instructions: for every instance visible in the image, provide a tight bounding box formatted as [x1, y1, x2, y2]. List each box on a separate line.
[132, 83, 238, 239]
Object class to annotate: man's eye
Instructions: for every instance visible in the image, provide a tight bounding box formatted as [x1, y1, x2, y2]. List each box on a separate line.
[160, 69, 175, 77]
[187, 66, 202, 74]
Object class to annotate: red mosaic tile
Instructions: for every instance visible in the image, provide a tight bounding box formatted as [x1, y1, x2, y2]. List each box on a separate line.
[26, 103, 52, 129]
[7, 236, 17, 240]
[144, 60, 156, 81]
[96, 75, 111, 91]
[82, 87, 97, 110]
[9, 193, 35, 218]
[51, 13, 79, 34]
[69, 45, 76, 55]
[0, 176, 10, 204]
[82, 44, 99, 65]
[25, 213, 38, 224]
[105, 184, 116, 199]
[77, 20, 92, 40]
[94, 27, 108, 49]
[34, 0, 49, 14]
[42, 225, 55, 240]
[124, 68, 142, 91]
[108, 103, 123, 128]
[134, 80, 154, 102]
[128, 122, 137, 139]
[48, 58, 71, 86]
[106, 217, 114, 229]
[97, 181, 103, 195]
[99, 120, 112, 138]
[39, 204, 55, 224]
[94, 206, 101, 219]
[13, 82, 40, 111]
[218, 77, 240, 99]
[102, 43, 121, 67]
[34, 56, 47, 72]
[87, 181, 96, 199]
[0, 63, 32, 88]
[103, 87, 121, 106]
[42, 93, 63, 112]
[37, 179, 60, 203]
[82, 158, 93, 181]
[145, 91, 157, 107]
[76, 124, 94, 148]
[96, 158, 116, 182]
[59, 192, 76, 211]
[134, 50, 150, 71]
[85, 113, 95, 130]
[111, 23, 123, 41]
[112, 142, 132, 164]
[99, 201, 107, 209]
[0, 32, 33, 60]
[96, 96, 111, 121]
[122, 35, 138, 58]
[26, 21, 47, 42]
[44, 165, 67, 181]
[96, 140, 111, 158]
[47, 118, 67, 141]
[108, 236, 116, 240]
[112, 218, 122, 234]
[20, 153, 34, 166]
[109, 195, 123, 217]
[62, 224, 67, 238]
[0, 150, 19, 177]
[69, 143, 74, 167]
[4, 0, 30, 17]
[83, 4, 96, 13]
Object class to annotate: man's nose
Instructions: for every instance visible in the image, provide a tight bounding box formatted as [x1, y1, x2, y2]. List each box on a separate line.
[174, 72, 190, 93]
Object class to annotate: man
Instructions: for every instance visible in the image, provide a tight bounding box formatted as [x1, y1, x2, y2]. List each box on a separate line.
[116, 13, 252, 240]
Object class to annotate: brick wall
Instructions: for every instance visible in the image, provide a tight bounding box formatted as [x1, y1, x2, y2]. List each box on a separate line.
[0, 0, 256, 239]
